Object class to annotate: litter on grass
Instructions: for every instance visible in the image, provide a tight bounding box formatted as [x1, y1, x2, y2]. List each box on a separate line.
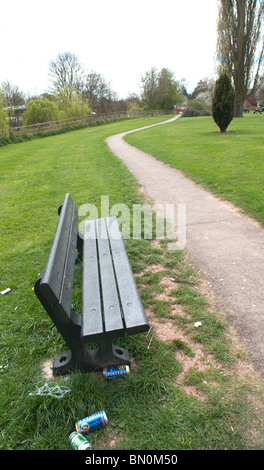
[1, 288, 11, 295]
[0, 358, 9, 372]
[194, 321, 202, 328]
[103, 365, 130, 379]
[29, 381, 71, 398]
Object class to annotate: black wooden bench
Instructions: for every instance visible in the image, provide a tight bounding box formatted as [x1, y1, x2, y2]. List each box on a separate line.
[34, 193, 149, 375]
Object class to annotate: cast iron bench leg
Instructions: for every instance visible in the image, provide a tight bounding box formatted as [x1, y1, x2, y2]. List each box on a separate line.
[91, 338, 131, 369]
[53, 339, 131, 375]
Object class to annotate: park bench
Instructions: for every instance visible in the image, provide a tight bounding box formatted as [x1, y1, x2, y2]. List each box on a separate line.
[34, 193, 149, 375]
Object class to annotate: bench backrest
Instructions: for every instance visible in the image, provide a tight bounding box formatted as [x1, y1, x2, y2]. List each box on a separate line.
[35, 193, 80, 325]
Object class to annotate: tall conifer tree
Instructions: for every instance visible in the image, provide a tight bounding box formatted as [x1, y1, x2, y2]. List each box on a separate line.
[212, 71, 235, 133]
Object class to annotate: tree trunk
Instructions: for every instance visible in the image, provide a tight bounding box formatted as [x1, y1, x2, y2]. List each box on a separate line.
[234, 96, 243, 117]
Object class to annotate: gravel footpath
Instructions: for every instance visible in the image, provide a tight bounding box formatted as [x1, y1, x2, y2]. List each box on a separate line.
[106, 116, 264, 375]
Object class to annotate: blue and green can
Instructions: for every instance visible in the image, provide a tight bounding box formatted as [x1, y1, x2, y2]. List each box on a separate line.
[69, 431, 92, 450]
[103, 365, 130, 379]
[75, 410, 108, 434]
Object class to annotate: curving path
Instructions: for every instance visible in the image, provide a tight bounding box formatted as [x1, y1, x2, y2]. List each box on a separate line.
[105, 115, 264, 375]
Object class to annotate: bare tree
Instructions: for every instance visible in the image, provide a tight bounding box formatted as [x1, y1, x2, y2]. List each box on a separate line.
[217, 0, 264, 117]
[82, 72, 115, 113]
[49, 52, 84, 96]
[82, 72, 102, 109]
[1, 81, 25, 106]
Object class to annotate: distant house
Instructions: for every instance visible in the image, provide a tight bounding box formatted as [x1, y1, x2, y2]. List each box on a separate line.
[5, 105, 26, 127]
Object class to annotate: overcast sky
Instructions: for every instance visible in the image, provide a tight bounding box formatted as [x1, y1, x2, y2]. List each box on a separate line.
[1, 0, 219, 99]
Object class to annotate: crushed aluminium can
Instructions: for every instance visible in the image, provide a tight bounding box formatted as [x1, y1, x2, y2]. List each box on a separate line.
[103, 365, 130, 379]
[75, 410, 108, 434]
[69, 431, 92, 450]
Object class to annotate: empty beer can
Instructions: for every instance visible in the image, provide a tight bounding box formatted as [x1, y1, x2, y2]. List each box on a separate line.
[75, 410, 108, 434]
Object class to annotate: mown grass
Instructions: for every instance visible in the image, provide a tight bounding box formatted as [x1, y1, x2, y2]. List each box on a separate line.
[1, 115, 264, 451]
[125, 113, 264, 227]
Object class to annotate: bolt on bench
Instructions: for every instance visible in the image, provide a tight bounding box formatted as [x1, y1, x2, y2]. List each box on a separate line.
[34, 193, 149, 375]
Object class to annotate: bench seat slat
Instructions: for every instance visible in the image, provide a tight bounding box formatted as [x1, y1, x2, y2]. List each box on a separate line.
[96, 218, 124, 336]
[106, 217, 149, 334]
[81, 220, 104, 341]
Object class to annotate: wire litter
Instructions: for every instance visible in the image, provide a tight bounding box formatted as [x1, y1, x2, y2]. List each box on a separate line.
[0, 358, 9, 372]
[29, 381, 71, 398]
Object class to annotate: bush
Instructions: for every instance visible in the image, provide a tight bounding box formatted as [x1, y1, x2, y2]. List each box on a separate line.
[23, 98, 60, 125]
[187, 99, 205, 110]
[182, 107, 211, 117]
[212, 71, 235, 133]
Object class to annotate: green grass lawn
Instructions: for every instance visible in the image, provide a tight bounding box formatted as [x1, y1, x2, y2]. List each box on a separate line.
[125, 113, 264, 227]
[1, 116, 264, 451]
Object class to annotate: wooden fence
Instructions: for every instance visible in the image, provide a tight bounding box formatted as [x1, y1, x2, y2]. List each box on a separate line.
[8, 110, 166, 136]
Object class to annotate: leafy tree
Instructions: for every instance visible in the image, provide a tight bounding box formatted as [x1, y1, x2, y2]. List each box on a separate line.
[141, 67, 160, 110]
[157, 68, 183, 110]
[141, 68, 183, 110]
[23, 97, 60, 124]
[55, 87, 91, 119]
[0, 91, 9, 136]
[217, 0, 264, 117]
[212, 71, 235, 133]
[22, 87, 91, 125]
[126, 93, 142, 112]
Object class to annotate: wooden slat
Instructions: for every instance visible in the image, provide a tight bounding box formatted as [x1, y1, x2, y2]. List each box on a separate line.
[59, 204, 79, 316]
[40, 193, 77, 313]
[96, 218, 124, 336]
[106, 216, 149, 334]
[81, 219, 104, 341]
